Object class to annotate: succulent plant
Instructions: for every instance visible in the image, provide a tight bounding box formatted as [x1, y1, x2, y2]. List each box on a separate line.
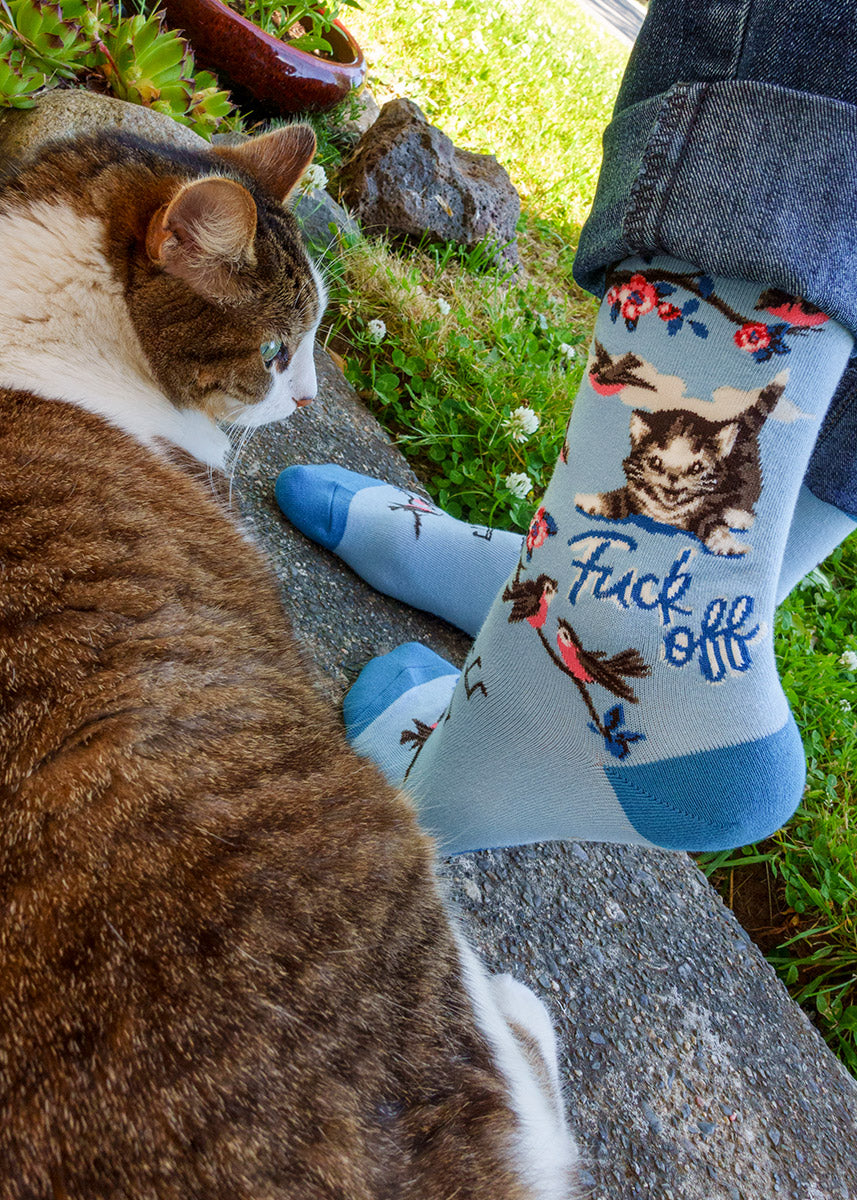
[0, 0, 233, 137]
[0, 0, 92, 106]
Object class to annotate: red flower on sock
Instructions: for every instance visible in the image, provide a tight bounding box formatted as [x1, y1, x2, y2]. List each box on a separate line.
[734, 322, 771, 352]
[607, 273, 659, 323]
[525, 507, 558, 560]
[657, 301, 683, 322]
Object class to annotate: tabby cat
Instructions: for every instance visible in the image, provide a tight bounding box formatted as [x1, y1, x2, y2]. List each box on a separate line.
[575, 378, 785, 555]
[0, 126, 578, 1197]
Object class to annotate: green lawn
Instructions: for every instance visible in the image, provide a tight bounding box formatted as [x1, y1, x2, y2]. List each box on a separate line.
[320, 0, 857, 1073]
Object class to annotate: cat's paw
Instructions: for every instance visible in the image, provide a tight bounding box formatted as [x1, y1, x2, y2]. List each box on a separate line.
[575, 492, 604, 515]
[705, 526, 750, 556]
[724, 507, 755, 531]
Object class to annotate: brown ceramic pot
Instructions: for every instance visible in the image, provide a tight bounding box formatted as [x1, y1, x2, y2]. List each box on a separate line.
[163, 0, 366, 114]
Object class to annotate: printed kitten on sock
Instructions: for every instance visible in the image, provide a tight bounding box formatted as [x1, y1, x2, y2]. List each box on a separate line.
[0, 127, 578, 1197]
[577, 342, 786, 555]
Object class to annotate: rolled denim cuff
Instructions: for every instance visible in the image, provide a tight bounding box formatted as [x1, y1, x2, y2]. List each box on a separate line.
[575, 78, 857, 513]
[574, 79, 857, 338]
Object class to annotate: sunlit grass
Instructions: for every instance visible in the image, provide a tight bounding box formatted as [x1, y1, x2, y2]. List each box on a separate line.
[345, 0, 628, 236]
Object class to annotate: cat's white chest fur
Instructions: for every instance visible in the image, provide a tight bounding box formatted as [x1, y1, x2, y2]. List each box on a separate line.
[0, 199, 229, 468]
[0, 199, 232, 466]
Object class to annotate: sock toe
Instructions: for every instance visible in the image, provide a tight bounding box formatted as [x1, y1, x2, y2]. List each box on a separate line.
[275, 464, 386, 551]
[344, 643, 460, 739]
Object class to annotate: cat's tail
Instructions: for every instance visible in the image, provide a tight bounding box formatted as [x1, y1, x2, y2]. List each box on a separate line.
[745, 370, 789, 431]
[453, 930, 582, 1200]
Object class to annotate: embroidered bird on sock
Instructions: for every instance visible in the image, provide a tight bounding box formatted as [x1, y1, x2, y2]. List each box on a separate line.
[503, 574, 558, 627]
[555, 619, 650, 703]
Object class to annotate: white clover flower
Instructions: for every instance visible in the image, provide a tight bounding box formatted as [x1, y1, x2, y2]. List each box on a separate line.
[559, 342, 576, 360]
[505, 471, 533, 499]
[840, 698, 852, 713]
[536, 311, 549, 331]
[503, 406, 540, 444]
[298, 162, 328, 194]
[839, 650, 857, 670]
[437, 298, 451, 316]
[367, 318, 387, 344]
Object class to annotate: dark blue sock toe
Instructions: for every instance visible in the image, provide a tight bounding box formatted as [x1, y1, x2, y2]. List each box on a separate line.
[344, 643, 459, 739]
[275, 464, 386, 551]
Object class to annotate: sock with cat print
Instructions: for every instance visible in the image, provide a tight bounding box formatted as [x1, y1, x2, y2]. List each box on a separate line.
[276, 465, 523, 637]
[279, 470, 856, 627]
[340, 256, 853, 854]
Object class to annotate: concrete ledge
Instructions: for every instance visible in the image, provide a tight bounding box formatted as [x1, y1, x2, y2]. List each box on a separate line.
[234, 348, 857, 1198]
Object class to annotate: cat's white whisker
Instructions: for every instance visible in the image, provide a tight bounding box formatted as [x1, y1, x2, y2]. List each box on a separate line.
[225, 421, 255, 507]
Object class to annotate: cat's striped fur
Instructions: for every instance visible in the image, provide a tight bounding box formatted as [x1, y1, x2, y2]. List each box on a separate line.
[0, 128, 579, 1196]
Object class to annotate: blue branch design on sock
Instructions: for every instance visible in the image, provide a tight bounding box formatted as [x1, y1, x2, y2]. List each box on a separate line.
[589, 704, 645, 760]
[605, 267, 830, 359]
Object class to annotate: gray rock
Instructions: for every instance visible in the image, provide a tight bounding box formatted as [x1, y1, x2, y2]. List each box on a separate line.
[293, 186, 359, 255]
[337, 97, 520, 267]
[339, 86, 381, 137]
[0, 88, 205, 163]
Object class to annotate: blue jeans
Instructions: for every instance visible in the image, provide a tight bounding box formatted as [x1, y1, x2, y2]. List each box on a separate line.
[574, 0, 857, 517]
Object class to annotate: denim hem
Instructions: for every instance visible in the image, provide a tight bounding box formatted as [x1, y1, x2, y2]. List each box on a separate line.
[574, 79, 857, 340]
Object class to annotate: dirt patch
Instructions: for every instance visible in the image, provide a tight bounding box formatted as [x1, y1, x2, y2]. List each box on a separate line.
[704, 847, 801, 957]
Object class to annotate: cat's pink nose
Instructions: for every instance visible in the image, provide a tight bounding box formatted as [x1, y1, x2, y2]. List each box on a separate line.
[294, 396, 313, 408]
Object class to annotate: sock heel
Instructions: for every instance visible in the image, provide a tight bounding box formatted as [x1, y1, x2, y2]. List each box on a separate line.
[604, 718, 806, 851]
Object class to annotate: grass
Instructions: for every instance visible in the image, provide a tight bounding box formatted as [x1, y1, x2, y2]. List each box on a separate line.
[311, 0, 628, 530]
[321, 232, 588, 530]
[310, 0, 857, 1074]
[345, 0, 628, 236]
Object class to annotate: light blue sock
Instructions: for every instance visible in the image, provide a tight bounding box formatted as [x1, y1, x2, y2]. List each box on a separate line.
[775, 484, 857, 604]
[341, 256, 854, 854]
[275, 465, 522, 636]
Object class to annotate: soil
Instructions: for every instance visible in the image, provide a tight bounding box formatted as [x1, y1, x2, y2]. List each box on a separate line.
[705, 848, 800, 957]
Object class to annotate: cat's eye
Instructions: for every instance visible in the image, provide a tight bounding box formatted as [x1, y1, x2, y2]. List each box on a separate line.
[260, 339, 283, 365]
[649, 455, 664, 471]
[690, 461, 705, 474]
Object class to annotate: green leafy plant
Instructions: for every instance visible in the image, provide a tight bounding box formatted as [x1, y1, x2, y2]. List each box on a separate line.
[226, 0, 361, 57]
[0, 0, 232, 137]
[0, 0, 99, 107]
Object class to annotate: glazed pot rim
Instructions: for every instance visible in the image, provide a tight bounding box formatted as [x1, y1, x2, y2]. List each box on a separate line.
[202, 0, 362, 68]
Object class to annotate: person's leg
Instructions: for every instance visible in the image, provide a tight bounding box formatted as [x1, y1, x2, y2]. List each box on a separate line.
[276, 464, 857, 632]
[283, 0, 857, 856]
[275, 465, 523, 637]
[776, 486, 857, 603]
[342, 257, 853, 853]
[776, 357, 857, 601]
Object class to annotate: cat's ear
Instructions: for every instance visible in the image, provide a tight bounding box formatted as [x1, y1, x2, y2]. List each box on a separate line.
[146, 177, 257, 299]
[716, 422, 740, 457]
[213, 125, 318, 203]
[628, 411, 652, 443]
